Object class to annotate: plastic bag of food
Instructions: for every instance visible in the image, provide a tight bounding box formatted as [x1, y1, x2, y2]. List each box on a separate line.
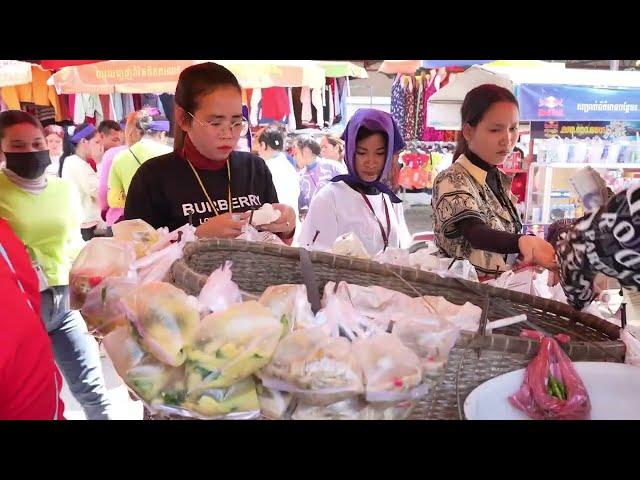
[69, 238, 137, 310]
[80, 277, 137, 335]
[259, 284, 316, 334]
[102, 325, 181, 403]
[621, 325, 640, 367]
[412, 296, 482, 332]
[256, 382, 294, 419]
[292, 397, 365, 420]
[198, 261, 242, 315]
[250, 203, 281, 226]
[352, 333, 426, 403]
[181, 377, 260, 418]
[373, 248, 411, 268]
[261, 326, 364, 406]
[185, 301, 281, 393]
[392, 314, 460, 377]
[436, 257, 479, 282]
[408, 249, 441, 271]
[147, 224, 196, 254]
[133, 226, 196, 285]
[121, 282, 200, 367]
[332, 232, 370, 259]
[509, 330, 591, 420]
[236, 223, 286, 245]
[112, 219, 161, 258]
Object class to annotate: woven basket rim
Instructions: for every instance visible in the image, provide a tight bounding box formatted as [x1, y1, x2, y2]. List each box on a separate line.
[178, 238, 621, 341]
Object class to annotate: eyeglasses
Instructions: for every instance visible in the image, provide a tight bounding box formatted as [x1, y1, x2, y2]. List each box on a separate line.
[187, 112, 249, 137]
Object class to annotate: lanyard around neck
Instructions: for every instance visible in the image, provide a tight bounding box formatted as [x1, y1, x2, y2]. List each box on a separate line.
[186, 156, 233, 217]
[359, 190, 391, 252]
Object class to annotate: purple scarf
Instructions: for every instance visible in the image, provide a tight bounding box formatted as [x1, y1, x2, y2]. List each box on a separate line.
[331, 108, 405, 203]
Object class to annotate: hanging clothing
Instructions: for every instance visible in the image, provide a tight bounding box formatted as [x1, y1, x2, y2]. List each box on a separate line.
[73, 94, 103, 125]
[249, 88, 262, 126]
[261, 87, 290, 121]
[1, 65, 62, 121]
[414, 75, 427, 140]
[311, 88, 323, 126]
[390, 75, 406, 139]
[111, 94, 124, 121]
[291, 87, 303, 130]
[403, 76, 416, 142]
[122, 94, 135, 117]
[422, 74, 445, 142]
[99, 95, 114, 121]
[159, 94, 175, 132]
[287, 88, 297, 131]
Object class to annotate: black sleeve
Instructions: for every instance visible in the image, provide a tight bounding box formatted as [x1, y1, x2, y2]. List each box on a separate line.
[124, 164, 163, 229]
[458, 217, 521, 254]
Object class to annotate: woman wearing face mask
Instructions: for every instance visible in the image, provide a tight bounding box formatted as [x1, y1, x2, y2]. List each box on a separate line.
[124, 63, 296, 241]
[0, 110, 113, 420]
[298, 109, 412, 255]
[107, 110, 172, 215]
[62, 122, 105, 240]
[431, 84, 556, 276]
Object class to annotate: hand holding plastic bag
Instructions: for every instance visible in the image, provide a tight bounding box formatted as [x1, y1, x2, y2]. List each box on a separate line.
[198, 261, 242, 315]
[509, 330, 591, 420]
[69, 238, 137, 309]
[121, 282, 200, 367]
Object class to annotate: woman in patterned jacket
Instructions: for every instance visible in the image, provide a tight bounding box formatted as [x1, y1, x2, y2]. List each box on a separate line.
[431, 84, 556, 276]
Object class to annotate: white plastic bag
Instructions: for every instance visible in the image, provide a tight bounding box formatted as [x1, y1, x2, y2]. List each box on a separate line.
[436, 257, 479, 282]
[250, 203, 281, 226]
[332, 232, 370, 259]
[69, 238, 137, 310]
[621, 326, 640, 367]
[121, 282, 201, 367]
[112, 219, 162, 258]
[256, 383, 293, 419]
[80, 277, 138, 335]
[198, 261, 242, 315]
[236, 223, 286, 245]
[259, 284, 316, 333]
[261, 326, 364, 406]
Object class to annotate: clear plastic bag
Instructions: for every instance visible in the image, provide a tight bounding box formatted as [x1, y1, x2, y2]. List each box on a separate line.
[292, 397, 365, 420]
[236, 223, 286, 245]
[621, 326, 640, 367]
[80, 277, 137, 335]
[352, 333, 426, 403]
[185, 301, 282, 393]
[198, 261, 242, 315]
[112, 219, 162, 259]
[69, 238, 137, 310]
[259, 284, 316, 333]
[102, 324, 182, 403]
[436, 257, 479, 282]
[509, 330, 591, 420]
[249, 203, 281, 226]
[180, 377, 260, 418]
[256, 382, 294, 419]
[121, 282, 201, 367]
[332, 232, 371, 259]
[392, 314, 460, 377]
[261, 326, 364, 406]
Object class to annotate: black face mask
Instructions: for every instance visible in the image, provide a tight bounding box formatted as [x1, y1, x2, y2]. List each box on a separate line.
[4, 151, 51, 179]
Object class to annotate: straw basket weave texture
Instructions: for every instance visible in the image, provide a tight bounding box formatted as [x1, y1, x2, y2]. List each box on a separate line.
[167, 239, 625, 420]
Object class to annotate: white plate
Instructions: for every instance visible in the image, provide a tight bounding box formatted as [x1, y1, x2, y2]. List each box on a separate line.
[464, 362, 640, 420]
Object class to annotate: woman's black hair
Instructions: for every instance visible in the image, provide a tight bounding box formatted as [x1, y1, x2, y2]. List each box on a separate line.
[295, 135, 321, 157]
[174, 62, 242, 151]
[258, 125, 285, 151]
[0, 110, 43, 142]
[355, 126, 388, 148]
[453, 84, 519, 161]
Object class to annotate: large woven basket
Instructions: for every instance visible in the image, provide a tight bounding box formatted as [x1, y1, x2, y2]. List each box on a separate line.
[168, 239, 626, 420]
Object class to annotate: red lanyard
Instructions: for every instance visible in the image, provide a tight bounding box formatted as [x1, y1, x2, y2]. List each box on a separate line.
[359, 191, 391, 252]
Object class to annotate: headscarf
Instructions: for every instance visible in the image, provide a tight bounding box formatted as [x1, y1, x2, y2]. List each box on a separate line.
[44, 125, 65, 140]
[70, 124, 96, 144]
[331, 108, 405, 203]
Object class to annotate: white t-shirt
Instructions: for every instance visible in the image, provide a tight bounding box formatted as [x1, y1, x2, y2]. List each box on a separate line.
[61, 154, 101, 228]
[46, 154, 62, 178]
[299, 180, 412, 256]
[264, 152, 300, 218]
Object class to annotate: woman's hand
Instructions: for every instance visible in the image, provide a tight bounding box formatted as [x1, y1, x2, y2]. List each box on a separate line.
[518, 235, 558, 271]
[261, 203, 296, 235]
[195, 212, 250, 239]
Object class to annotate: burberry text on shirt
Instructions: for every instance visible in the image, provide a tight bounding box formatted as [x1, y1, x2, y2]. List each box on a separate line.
[181, 195, 263, 224]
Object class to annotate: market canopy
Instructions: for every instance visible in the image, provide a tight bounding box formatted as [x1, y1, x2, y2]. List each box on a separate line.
[0, 60, 33, 87]
[429, 62, 640, 128]
[315, 61, 368, 78]
[378, 60, 493, 74]
[47, 60, 327, 94]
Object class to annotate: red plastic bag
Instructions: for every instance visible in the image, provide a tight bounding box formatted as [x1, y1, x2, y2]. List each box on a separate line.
[509, 330, 591, 420]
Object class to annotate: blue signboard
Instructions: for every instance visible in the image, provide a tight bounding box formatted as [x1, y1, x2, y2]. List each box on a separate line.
[517, 84, 640, 122]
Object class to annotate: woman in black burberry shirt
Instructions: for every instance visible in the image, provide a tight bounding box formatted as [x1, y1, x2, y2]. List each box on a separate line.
[124, 63, 296, 241]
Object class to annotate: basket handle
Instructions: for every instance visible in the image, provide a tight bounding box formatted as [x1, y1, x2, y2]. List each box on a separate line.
[299, 248, 321, 314]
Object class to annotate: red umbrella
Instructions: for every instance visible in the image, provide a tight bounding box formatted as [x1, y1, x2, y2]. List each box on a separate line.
[40, 60, 103, 70]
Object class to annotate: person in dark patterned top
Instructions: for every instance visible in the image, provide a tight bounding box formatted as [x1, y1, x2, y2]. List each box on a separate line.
[556, 183, 640, 309]
[432, 84, 556, 275]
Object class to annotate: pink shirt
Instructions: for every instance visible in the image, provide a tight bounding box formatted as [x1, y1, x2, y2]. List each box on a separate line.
[98, 145, 127, 226]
